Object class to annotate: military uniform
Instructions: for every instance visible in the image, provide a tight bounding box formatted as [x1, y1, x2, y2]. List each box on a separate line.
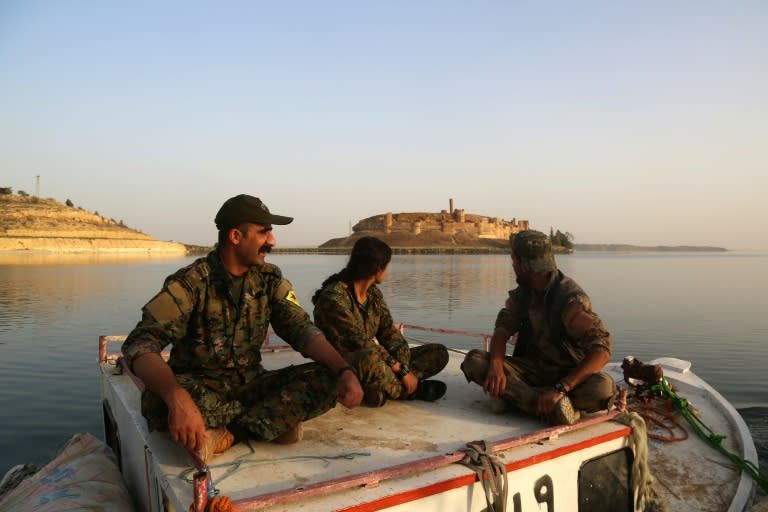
[313, 280, 448, 400]
[122, 250, 337, 441]
[462, 269, 615, 412]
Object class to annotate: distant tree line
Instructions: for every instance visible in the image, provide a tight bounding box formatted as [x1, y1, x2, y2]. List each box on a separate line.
[1, 187, 37, 202]
[549, 227, 574, 250]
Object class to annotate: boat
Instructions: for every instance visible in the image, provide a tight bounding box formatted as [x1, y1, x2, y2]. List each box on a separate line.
[90, 324, 766, 512]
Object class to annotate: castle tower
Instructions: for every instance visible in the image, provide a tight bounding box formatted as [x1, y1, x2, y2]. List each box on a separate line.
[449, 198, 454, 214]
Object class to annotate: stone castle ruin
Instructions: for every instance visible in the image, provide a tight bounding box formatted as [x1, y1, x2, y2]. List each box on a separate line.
[352, 199, 529, 241]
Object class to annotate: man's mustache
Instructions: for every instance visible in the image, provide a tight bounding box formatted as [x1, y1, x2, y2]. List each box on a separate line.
[259, 244, 273, 254]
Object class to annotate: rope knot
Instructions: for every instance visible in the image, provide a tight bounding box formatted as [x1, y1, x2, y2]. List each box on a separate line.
[459, 440, 508, 512]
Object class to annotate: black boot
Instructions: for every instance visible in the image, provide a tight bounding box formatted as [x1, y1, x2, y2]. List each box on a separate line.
[414, 380, 447, 401]
[363, 389, 387, 407]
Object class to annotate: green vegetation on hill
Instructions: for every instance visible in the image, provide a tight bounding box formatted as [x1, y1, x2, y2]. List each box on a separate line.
[0, 188, 186, 253]
[0, 190, 143, 236]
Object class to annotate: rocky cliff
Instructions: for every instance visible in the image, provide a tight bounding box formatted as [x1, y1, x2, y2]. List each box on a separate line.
[0, 194, 186, 253]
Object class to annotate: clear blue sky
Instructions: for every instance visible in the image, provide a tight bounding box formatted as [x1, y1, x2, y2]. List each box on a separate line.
[1, 2, 766, 249]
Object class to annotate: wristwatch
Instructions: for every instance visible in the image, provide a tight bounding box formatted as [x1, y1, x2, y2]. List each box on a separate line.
[553, 382, 567, 395]
[396, 363, 411, 379]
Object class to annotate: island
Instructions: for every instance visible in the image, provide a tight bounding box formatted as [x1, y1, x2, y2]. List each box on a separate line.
[316, 199, 567, 254]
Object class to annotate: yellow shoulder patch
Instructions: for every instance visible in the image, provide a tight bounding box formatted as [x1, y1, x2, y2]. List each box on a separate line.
[274, 279, 300, 306]
[285, 289, 301, 307]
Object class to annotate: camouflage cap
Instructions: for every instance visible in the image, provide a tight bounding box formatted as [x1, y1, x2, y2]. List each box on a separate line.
[510, 230, 557, 273]
[214, 194, 293, 230]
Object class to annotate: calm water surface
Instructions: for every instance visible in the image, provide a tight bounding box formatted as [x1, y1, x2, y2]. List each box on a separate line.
[0, 251, 766, 477]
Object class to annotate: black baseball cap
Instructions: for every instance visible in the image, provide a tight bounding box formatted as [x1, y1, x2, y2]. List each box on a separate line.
[214, 194, 293, 230]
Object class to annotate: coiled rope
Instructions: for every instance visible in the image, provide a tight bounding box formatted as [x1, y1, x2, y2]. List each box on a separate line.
[651, 377, 768, 493]
[613, 411, 668, 512]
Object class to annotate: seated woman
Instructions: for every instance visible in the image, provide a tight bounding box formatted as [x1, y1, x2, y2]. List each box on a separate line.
[312, 236, 449, 407]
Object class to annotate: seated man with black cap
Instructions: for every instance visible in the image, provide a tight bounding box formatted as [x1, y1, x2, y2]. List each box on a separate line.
[461, 229, 615, 425]
[122, 194, 363, 462]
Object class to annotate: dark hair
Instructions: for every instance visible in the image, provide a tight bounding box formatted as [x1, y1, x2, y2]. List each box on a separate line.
[312, 236, 392, 304]
[217, 228, 229, 246]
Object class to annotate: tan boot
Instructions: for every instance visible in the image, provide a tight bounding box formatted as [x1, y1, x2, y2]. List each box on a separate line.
[503, 378, 581, 425]
[197, 427, 235, 463]
[550, 395, 581, 426]
[273, 422, 303, 445]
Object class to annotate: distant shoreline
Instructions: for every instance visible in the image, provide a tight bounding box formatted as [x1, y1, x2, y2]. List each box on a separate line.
[185, 244, 728, 255]
[572, 244, 727, 252]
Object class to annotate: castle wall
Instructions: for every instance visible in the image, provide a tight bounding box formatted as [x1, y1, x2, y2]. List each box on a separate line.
[354, 209, 529, 240]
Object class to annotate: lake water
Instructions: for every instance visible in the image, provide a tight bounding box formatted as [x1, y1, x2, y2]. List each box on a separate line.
[0, 250, 766, 480]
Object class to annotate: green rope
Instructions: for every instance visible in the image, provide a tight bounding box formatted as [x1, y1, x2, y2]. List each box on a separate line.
[651, 378, 768, 493]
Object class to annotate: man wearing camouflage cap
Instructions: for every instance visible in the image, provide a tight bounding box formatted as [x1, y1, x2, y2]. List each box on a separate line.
[461, 229, 615, 425]
[122, 194, 363, 462]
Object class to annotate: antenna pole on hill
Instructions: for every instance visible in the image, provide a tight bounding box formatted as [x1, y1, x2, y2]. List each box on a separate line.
[35, 175, 40, 198]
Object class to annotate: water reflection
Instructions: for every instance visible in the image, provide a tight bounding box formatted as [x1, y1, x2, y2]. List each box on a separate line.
[382, 254, 514, 326]
[0, 251, 766, 478]
[0, 254, 191, 334]
[0, 252, 190, 266]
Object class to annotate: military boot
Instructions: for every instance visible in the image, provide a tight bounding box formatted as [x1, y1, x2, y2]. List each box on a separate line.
[550, 395, 581, 426]
[363, 389, 387, 407]
[502, 378, 581, 426]
[414, 380, 447, 401]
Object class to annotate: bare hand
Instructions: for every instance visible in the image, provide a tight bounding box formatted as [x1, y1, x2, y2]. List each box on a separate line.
[536, 389, 562, 417]
[401, 372, 418, 396]
[483, 359, 507, 398]
[166, 388, 206, 452]
[337, 371, 364, 408]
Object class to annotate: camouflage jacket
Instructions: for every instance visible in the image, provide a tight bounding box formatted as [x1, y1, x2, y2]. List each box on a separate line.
[312, 280, 410, 367]
[495, 270, 612, 369]
[122, 250, 321, 383]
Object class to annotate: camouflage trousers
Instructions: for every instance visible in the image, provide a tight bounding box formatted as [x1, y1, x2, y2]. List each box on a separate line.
[347, 343, 449, 400]
[461, 348, 615, 413]
[141, 363, 338, 441]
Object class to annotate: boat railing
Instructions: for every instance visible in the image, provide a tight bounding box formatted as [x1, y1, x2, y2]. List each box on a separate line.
[397, 323, 501, 351]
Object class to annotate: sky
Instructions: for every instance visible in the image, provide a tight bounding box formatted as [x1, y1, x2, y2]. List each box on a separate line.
[1, 2, 766, 250]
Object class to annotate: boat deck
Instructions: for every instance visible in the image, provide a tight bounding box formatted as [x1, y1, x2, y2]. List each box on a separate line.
[99, 334, 757, 511]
